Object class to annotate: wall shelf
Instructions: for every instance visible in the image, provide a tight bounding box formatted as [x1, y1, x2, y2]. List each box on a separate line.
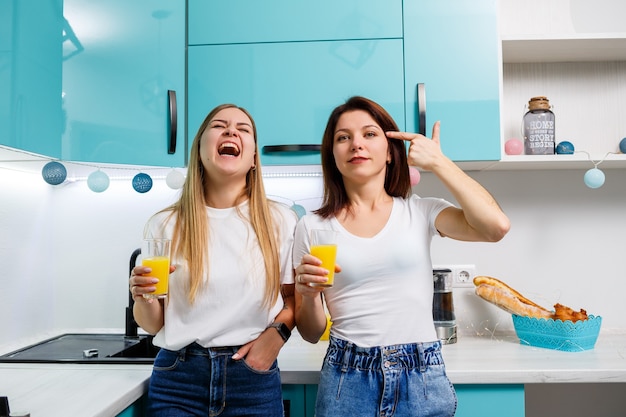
[502, 34, 626, 63]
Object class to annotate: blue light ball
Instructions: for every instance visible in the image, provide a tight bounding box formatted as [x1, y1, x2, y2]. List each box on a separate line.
[42, 161, 67, 185]
[132, 173, 153, 193]
[555, 141, 575, 155]
[619, 137, 626, 154]
[87, 170, 110, 193]
[291, 204, 307, 219]
[584, 168, 605, 189]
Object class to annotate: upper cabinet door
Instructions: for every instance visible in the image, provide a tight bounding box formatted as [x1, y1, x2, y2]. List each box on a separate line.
[61, 0, 186, 166]
[188, 0, 402, 45]
[1, 0, 186, 166]
[1, 0, 64, 157]
[188, 40, 405, 166]
[403, 0, 501, 162]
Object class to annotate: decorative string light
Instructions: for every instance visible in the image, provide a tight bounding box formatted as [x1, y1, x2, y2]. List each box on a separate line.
[132, 173, 154, 193]
[165, 169, 185, 189]
[37, 159, 185, 193]
[555, 140, 575, 154]
[578, 151, 616, 189]
[0, 143, 188, 193]
[502, 136, 625, 188]
[504, 138, 523, 155]
[41, 161, 67, 185]
[87, 169, 110, 193]
[619, 138, 626, 154]
[409, 166, 421, 186]
[267, 195, 323, 219]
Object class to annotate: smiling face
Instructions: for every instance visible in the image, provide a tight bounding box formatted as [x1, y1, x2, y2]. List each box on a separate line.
[332, 109, 391, 185]
[199, 107, 257, 181]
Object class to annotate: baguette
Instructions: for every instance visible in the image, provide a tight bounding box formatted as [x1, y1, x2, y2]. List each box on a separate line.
[473, 276, 554, 319]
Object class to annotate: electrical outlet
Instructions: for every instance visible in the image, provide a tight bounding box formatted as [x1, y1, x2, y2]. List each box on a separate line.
[433, 264, 476, 288]
[452, 264, 476, 287]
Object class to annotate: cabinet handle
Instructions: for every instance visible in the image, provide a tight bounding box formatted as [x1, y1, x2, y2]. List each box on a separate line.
[167, 90, 177, 154]
[417, 83, 426, 136]
[262, 144, 321, 153]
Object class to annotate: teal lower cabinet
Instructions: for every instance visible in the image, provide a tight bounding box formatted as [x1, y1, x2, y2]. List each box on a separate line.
[283, 384, 523, 417]
[282, 384, 317, 417]
[116, 396, 146, 417]
[455, 384, 525, 417]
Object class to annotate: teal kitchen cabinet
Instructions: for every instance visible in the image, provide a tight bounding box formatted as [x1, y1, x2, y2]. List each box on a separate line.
[1, 0, 63, 158]
[60, 0, 186, 166]
[1, 0, 185, 166]
[403, 0, 501, 162]
[455, 384, 524, 417]
[188, 0, 402, 45]
[188, 40, 405, 166]
[293, 383, 523, 417]
[116, 396, 145, 417]
[282, 384, 317, 417]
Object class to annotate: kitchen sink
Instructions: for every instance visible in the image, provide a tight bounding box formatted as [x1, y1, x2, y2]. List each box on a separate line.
[0, 333, 159, 364]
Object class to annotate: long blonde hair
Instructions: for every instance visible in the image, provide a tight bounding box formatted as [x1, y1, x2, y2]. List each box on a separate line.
[158, 104, 281, 307]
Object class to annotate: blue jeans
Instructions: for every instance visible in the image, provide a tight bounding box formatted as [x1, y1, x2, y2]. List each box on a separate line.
[147, 343, 284, 416]
[315, 337, 457, 417]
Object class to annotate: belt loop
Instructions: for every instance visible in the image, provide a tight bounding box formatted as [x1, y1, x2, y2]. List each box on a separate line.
[340, 341, 352, 373]
[179, 345, 188, 362]
[418, 344, 427, 373]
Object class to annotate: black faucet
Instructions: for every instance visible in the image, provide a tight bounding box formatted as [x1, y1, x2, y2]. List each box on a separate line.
[125, 248, 142, 337]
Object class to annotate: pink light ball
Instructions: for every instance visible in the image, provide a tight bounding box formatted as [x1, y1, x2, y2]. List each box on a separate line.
[504, 138, 523, 155]
[409, 166, 421, 186]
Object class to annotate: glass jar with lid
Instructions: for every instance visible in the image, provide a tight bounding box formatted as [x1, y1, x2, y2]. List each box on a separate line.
[523, 96, 555, 155]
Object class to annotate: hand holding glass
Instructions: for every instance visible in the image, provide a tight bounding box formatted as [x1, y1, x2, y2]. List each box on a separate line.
[142, 238, 171, 299]
[310, 229, 338, 287]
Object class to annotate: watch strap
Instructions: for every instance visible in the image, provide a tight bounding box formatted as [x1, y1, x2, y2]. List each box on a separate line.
[268, 322, 291, 342]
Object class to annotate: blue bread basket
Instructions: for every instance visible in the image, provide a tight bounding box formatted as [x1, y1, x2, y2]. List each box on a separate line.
[512, 314, 602, 352]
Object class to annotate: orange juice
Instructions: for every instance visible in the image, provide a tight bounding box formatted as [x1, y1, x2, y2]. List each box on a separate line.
[310, 244, 337, 287]
[320, 315, 332, 341]
[142, 256, 170, 298]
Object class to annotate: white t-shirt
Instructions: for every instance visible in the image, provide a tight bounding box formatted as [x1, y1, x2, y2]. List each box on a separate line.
[293, 195, 453, 347]
[144, 201, 297, 350]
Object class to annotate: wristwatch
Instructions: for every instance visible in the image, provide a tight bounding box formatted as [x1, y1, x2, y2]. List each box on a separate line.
[268, 322, 291, 342]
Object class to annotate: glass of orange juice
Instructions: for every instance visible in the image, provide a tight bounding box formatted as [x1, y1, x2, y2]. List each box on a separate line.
[142, 238, 171, 299]
[310, 229, 338, 287]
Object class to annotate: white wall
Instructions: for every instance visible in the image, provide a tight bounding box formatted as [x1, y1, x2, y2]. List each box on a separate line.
[421, 168, 626, 336]
[2, 159, 625, 417]
[2, 163, 625, 347]
[0, 165, 181, 348]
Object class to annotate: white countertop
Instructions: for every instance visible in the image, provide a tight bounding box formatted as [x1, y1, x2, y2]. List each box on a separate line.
[1, 331, 625, 416]
[0, 363, 153, 417]
[279, 331, 626, 384]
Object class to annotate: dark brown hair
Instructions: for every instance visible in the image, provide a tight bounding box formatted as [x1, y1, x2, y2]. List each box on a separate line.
[315, 96, 411, 218]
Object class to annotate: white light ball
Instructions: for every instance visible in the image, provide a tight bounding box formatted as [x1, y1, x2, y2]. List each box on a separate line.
[87, 170, 110, 193]
[166, 169, 185, 189]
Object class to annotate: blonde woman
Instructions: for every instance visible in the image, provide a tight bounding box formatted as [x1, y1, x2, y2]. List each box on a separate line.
[129, 104, 297, 416]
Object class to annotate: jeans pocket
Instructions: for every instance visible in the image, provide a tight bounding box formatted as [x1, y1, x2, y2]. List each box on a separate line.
[241, 357, 279, 375]
[152, 349, 181, 371]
